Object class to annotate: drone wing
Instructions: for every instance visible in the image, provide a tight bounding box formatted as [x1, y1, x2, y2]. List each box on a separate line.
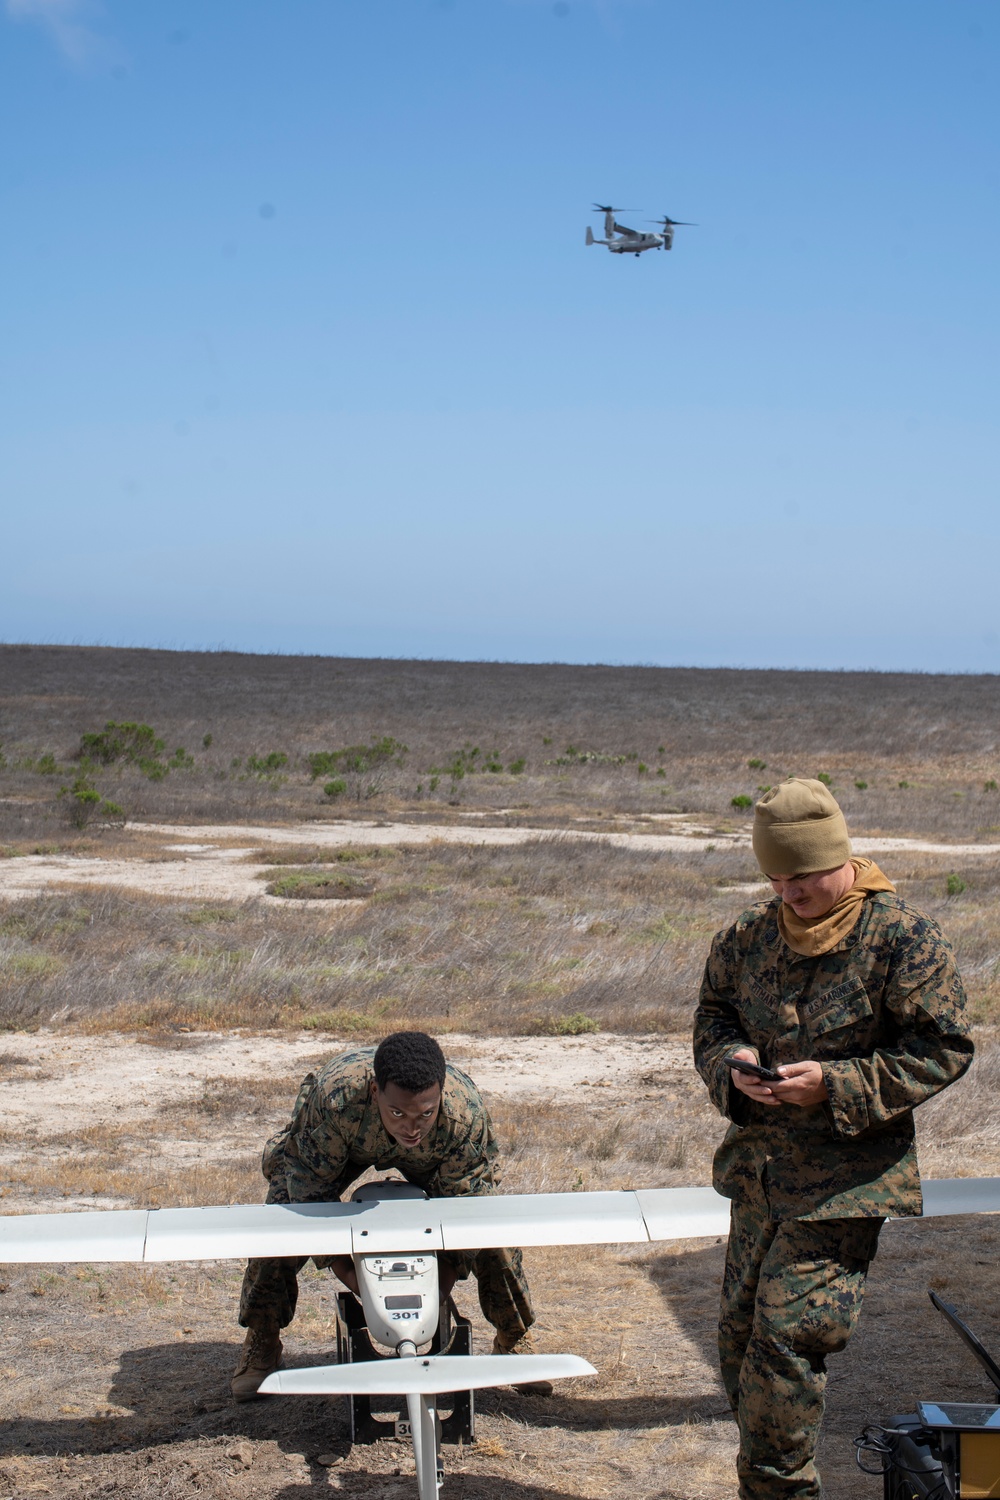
[2, 1181, 999, 1264]
[612, 221, 640, 238]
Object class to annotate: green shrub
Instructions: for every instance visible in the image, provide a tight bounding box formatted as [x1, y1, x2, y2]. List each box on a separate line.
[243, 751, 288, 779]
[985, 780, 998, 792]
[323, 778, 347, 800]
[58, 777, 126, 829]
[637, 762, 648, 775]
[266, 870, 373, 900]
[747, 758, 766, 770]
[508, 758, 526, 775]
[898, 780, 910, 789]
[730, 794, 753, 811]
[308, 737, 407, 799]
[36, 752, 58, 775]
[816, 772, 833, 788]
[168, 747, 195, 770]
[79, 721, 163, 765]
[77, 721, 169, 781]
[551, 1013, 600, 1036]
[855, 780, 868, 791]
[202, 733, 213, 748]
[946, 874, 966, 898]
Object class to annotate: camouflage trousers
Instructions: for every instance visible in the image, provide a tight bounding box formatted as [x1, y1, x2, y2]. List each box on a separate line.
[720, 1173, 884, 1500]
[238, 1174, 534, 1350]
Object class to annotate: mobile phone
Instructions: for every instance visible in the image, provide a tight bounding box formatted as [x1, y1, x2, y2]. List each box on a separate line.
[728, 1056, 782, 1083]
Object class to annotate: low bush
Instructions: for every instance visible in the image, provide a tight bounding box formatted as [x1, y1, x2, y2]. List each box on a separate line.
[76, 720, 170, 781]
[58, 777, 126, 830]
[308, 736, 407, 800]
[549, 1012, 600, 1035]
[265, 869, 374, 900]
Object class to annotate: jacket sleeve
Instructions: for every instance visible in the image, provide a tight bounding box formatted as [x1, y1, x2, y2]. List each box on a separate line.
[693, 925, 755, 1125]
[822, 915, 974, 1138]
[423, 1106, 498, 1198]
[272, 1074, 356, 1203]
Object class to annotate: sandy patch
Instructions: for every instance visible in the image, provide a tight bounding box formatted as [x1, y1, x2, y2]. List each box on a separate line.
[0, 848, 365, 908]
[1, 817, 996, 907]
[0, 1033, 689, 1132]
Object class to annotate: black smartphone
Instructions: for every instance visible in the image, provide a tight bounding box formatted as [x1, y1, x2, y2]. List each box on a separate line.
[728, 1056, 782, 1083]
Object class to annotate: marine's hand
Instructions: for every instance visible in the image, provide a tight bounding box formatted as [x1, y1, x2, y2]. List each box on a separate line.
[729, 1052, 828, 1108]
[730, 1048, 779, 1103]
[329, 1254, 360, 1295]
[767, 1060, 828, 1108]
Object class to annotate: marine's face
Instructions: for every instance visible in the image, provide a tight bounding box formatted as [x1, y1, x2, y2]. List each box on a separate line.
[767, 861, 856, 919]
[372, 1080, 442, 1149]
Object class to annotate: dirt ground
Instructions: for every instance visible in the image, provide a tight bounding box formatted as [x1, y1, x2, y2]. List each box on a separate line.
[2, 1025, 1000, 1500]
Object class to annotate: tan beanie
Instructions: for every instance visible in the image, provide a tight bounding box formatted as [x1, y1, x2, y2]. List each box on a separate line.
[752, 778, 851, 875]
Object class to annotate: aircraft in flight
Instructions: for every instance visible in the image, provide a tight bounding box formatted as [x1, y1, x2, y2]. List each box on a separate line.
[586, 203, 695, 256]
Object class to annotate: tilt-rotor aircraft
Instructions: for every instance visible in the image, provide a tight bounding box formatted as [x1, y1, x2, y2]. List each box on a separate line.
[586, 203, 695, 256]
[2, 1177, 999, 1499]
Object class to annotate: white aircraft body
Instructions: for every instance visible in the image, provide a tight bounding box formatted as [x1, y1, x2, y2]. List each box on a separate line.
[2, 1178, 998, 1500]
[586, 203, 695, 256]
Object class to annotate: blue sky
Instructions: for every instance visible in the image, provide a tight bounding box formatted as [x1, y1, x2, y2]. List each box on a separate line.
[2, 0, 997, 670]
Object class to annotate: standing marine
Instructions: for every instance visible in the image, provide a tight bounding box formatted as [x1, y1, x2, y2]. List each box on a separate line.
[693, 778, 973, 1500]
[232, 1029, 552, 1400]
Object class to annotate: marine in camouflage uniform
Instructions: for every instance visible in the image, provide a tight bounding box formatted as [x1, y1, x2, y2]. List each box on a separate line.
[238, 1046, 533, 1350]
[693, 780, 973, 1500]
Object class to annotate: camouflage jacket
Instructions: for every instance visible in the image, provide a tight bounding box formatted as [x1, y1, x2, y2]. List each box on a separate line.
[693, 892, 973, 1220]
[262, 1047, 500, 1203]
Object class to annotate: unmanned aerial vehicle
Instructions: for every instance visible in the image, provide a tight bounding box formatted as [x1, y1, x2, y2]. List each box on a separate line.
[2, 1179, 999, 1500]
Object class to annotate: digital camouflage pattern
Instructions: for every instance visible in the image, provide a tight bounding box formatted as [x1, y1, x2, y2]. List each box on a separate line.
[238, 1047, 534, 1345]
[694, 889, 972, 1499]
[720, 1168, 884, 1500]
[693, 892, 973, 1219]
[265, 1047, 500, 1202]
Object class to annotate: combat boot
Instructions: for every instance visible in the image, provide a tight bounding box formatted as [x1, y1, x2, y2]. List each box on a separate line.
[231, 1323, 283, 1402]
[491, 1330, 553, 1397]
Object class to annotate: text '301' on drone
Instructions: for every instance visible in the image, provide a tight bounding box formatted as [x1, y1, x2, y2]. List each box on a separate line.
[586, 203, 696, 256]
[3, 1178, 1000, 1500]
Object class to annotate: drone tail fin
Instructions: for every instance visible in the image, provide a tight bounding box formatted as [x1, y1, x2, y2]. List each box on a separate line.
[585, 225, 595, 246]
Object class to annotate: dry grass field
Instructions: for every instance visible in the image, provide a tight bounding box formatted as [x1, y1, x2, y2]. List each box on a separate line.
[2, 645, 1000, 841]
[1, 646, 1000, 1499]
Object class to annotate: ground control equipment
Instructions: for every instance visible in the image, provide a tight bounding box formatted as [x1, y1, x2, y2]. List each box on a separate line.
[855, 1292, 1000, 1500]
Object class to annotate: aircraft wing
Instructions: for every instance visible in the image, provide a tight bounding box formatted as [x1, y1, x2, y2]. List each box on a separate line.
[2, 1181, 999, 1264]
[261, 1352, 596, 1397]
[612, 221, 640, 237]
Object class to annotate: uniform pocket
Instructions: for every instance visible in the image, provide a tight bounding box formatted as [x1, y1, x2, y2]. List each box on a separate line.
[803, 982, 872, 1038]
[839, 1216, 884, 1267]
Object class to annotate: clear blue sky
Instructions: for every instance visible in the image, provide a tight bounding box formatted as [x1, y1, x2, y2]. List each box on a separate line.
[2, 0, 997, 671]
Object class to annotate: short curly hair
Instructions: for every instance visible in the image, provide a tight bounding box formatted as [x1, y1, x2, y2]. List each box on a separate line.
[373, 1031, 447, 1094]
